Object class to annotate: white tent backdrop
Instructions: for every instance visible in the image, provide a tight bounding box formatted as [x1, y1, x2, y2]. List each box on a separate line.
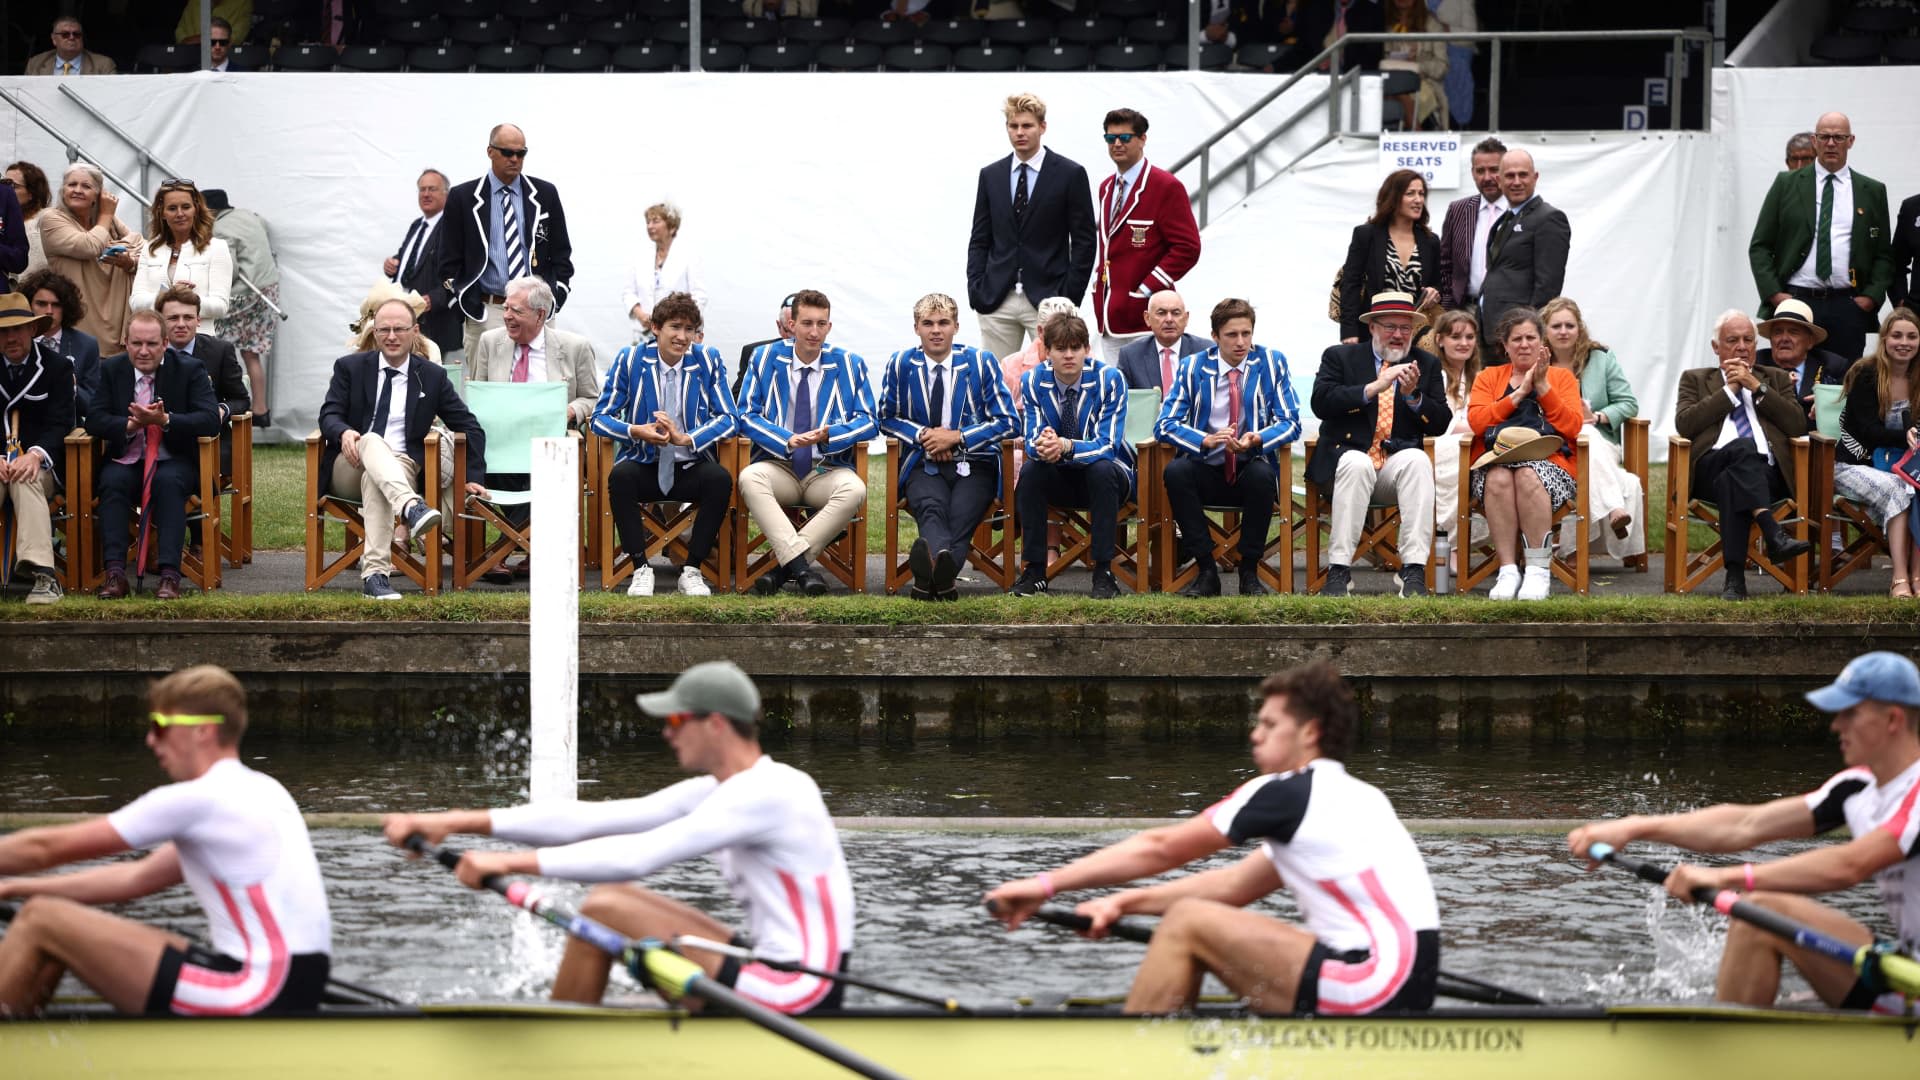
[3, 66, 1913, 458]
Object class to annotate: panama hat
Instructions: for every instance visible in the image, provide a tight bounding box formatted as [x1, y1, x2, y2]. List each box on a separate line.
[0, 292, 53, 335]
[1471, 427, 1564, 471]
[1357, 291, 1428, 329]
[1756, 299, 1828, 346]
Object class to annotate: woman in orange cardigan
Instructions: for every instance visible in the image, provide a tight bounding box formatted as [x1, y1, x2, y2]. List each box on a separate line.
[1466, 307, 1584, 599]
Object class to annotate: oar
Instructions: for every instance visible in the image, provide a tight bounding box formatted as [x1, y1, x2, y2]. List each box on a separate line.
[996, 901, 1546, 1007]
[403, 836, 908, 1080]
[672, 934, 969, 1013]
[0, 899, 403, 1008]
[1589, 841, 1920, 998]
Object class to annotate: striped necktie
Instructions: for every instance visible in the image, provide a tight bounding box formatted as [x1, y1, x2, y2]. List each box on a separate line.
[501, 188, 526, 278]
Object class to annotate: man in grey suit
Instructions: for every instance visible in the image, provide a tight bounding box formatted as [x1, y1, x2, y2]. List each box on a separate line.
[1479, 150, 1571, 327]
[1115, 290, 1210, 394]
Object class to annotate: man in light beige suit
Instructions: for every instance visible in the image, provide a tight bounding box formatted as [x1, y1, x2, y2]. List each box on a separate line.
[25, 17, 118, 76]
[469, 275, 601, 424]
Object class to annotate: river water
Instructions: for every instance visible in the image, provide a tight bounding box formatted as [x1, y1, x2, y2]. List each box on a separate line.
[7, 734, 1885, 1009]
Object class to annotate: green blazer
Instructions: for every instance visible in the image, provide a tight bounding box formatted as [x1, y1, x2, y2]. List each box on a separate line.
[1572, 348, 1638, 446]
[1747, 165, 1893, 315]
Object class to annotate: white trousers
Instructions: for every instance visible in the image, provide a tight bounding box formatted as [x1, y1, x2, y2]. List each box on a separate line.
[977, 292, 1039, 362]
[1330, 447, 1434, 566]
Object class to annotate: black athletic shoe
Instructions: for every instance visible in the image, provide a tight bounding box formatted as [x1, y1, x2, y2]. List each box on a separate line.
[1322, 563, 1353, 597]
[1720, 572, 1749, 602]
[1011, 564, 1048, 596]
[1397, 566, 1429, 597]
[1178, 564, 1221, 598]
[1090, 568, 1121, 600]
[1238, 568, 1268, 596]
[908, 538, 934, 593]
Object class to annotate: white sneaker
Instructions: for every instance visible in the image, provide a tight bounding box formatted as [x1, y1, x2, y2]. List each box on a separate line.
[1518, 565, 1552, 601]
[1488, 565, 1521, 600]
[627, 565, 654, 597]
[677, 566, 711, 597]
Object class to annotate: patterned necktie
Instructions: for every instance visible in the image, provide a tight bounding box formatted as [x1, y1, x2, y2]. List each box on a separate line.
[657, 364, 680, 493]
[118, 374, 154, 465]
[1060, 385, 1081, 441]
[1108, 178, 1125, 224]
[1224, 368, 1243, 483]
[397, 218, 425, 282]
[501, 188, 526, 278]
[370, 367, 400, 442]
[1014, 164, 1029, 226]
[1486, 210, 1516, 267]
[1367, 369, 1396, 469]
[1815, 173, 1835, 281]
[1731, 390, 1760, 452]
[791, 366, 815, 476]
[512, 343, 529, 383]
[1160, 346, 1175, 392]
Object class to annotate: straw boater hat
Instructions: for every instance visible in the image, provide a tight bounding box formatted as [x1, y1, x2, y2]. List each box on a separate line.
[1471, 427, 1564, 471]
[1357, 291, 1428, 329]
[1756, 298, 1829, 346]
[0, 292, 54, 337]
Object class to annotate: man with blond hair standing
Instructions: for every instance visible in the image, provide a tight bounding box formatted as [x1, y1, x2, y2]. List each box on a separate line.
[968, 93, 1096, 362]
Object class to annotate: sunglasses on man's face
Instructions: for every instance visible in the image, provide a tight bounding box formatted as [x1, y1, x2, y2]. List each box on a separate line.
[663, 711, 706, 730]
[210, 38, 231, 47]
[1102, 133, 1138, 144]
[490, 146, 529, 159]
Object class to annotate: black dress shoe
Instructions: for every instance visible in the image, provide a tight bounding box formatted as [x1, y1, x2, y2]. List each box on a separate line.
[908, 538, 934, 592]
[752, 565, 789, 595]
[800, 567, 831, 596]
[1763, 533, 1812, 563]
[1238, 569, 1268, 596]
[1090, 568, 1121, 600]
[1178, 564, 1221, 598]
[930, 549, 960, 595]
[482, 566, 514, 586]
[1720, 573, 1749, 601]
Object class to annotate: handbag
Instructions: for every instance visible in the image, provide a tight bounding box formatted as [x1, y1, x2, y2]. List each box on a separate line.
[1327, 267, 1343, 322]
[1891, 446, 1920, 492]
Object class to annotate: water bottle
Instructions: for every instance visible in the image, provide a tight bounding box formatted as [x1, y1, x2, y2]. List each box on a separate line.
[1434, 532, 1452, 595]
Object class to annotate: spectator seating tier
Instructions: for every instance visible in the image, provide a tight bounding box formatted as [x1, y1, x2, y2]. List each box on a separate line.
[611, 41, 675, 69]
[519, 20, 581, 46]
[921, 18, 988, 46]
[273, 44, 340, 71]
[384, 17, 452, 45]
[137, 43, 201, 73]
[474, 42, 541, 69]
[586, 17, 649, 42]
[782, 18, 853, 44]
[849, 19, 919, 47]
[747, 43, 813, 70]
[408, 43, 477, 70]
[713, 18, 781, 46]
[337, 44, 409, 71]
[1056, 16, 1122, 44]
[953, 44, 1020, 71]
[985, 17, 1053, 46]
[1094, 42, 1159, 71]
[543, 42, 612, 69]
[696, 42, 747, 70]
[815, 42, 882, 70]
[884, 43, 953, 71]
[449, 17, 517, 45]
[1024, 42, 1091, 70]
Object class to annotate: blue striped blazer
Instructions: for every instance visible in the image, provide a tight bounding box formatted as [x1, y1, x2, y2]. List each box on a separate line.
[738, 341, 878, 470]
[589, 342, 738, 468]
[877, 345, 1019, 478]
[1155, 345, 1300, 463]
[1019, 361, 1134, 481]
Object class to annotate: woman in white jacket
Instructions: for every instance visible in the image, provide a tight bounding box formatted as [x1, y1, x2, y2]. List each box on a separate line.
[622, 202, 705, 344]
[129, 178, 232, 321]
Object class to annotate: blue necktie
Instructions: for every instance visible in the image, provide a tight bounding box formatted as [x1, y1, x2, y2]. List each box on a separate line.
[657, 364, 680, 494]
[369, 367, 400, 442]
[925, 363, 946, 475]
[1731, 393, 1759, 448]
[791, 367, 815, 476]
[1060, 385, 1081, 441]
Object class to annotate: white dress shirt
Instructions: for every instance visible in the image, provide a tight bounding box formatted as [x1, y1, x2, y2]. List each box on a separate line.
[1789, 165, 1854, 290]
[1467, 195, 1508, 298]
[924, 353, 955, 429]
[1712, 384, 1773, 465]
[396, 211, 442, 281]
[377, 357, 411, 449]
[520, 329, 549, 383]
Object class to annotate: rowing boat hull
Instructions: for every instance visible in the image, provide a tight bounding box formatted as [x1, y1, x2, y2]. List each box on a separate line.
[7, 1004, 1914, 1079]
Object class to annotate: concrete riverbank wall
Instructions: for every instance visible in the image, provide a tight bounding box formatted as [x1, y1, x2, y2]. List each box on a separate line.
[9, 621, 1908, 744]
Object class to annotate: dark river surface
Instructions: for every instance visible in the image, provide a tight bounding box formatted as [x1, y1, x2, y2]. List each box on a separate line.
[5, 733, 1886, 1008]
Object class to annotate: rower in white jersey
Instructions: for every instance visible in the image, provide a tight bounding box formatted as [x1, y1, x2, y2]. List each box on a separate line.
[986, 661, 1441, 1015]
[0, 665, 332, 1017]
[1571, 651, 1920, 1013]
[384, 660, 856, 1014]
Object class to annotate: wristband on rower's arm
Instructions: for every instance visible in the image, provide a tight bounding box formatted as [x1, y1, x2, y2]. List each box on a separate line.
[1743, 862, 1756, 891]
[1036, 872, 1056, 899]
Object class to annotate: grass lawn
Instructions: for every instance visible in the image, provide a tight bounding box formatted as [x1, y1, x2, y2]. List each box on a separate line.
[250, 444, 1686, 555]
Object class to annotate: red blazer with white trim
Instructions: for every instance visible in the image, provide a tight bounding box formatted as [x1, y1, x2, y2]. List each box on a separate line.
[1092, 164, 1201, 337]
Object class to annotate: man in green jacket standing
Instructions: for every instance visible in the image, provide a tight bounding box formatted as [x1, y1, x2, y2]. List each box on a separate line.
[1748, 111, 1892, 367]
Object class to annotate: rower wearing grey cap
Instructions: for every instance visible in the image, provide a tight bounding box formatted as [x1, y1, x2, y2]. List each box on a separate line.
[1569, 651, 1920, 1012]
[383, 661, 856, 1014]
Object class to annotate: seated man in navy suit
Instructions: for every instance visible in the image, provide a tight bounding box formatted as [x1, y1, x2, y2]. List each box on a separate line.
[317, 298, 489, 601]
[85, 310, 221, 601]
[589, 292, 737, 598]
[1012, 314, 1134, 600]
[1754, 299, 1852, 423]
[1307, 292, 1452, 598]
[879, 292, 1019, 601]
[1115, 290, 1211, 394]
[1156, 298, 1301, 597]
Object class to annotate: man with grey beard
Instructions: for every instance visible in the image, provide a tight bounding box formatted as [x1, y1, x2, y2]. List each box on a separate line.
[1305, 292, 1451, 597]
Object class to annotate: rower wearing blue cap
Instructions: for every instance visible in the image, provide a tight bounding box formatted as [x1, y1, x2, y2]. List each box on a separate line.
[1569, 651, 1920, 1012]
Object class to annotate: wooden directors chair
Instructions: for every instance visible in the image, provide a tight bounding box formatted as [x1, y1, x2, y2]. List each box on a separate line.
[304, 430, 444, 595]
[882, 440, 1018, 594]
[1455, 432, 1591, 596]
[1301, 437, 1438, 594]
[75, 428, 223, 592]
[732, 438, 870, 594]
[1663, 434, 1812, 595]
[1151, 441, 1296, 595]
[594, 432, 736, 592]
[450, 381, 589, 590]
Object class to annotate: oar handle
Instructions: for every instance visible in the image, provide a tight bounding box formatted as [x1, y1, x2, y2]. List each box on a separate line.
[985, 898, 1156, 943]
[1589, 842, 1714, 903]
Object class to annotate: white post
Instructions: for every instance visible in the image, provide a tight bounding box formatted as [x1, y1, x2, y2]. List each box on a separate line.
[528, 437, 578, 804]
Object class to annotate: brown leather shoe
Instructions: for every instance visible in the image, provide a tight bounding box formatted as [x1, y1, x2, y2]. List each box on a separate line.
[96, 573, 130, 600]
[155, 575, 184, 601]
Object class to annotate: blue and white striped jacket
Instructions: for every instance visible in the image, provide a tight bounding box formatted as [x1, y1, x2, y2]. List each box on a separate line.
[589, 342, 737, 468]
[1019, 361, 1134, 481]
[738, 340, 878, 470]
[877, 345, 1019, 478]
[1155, 345, 1300, 463]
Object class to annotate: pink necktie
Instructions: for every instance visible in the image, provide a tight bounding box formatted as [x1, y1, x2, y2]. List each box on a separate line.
[511, 344, 529, 383]
[1224, 368, 1242, 484]
[117, 374, 154, 466]
[1160, 347, 1174, 392]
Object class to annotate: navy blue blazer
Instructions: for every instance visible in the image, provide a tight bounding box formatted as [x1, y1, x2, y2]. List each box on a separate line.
[45, 328, 101, 427]
[1116, 332, 1211, 392]
[966, 149, 1097, 313]
[317, 351, 486, 493]
[85, 351, 222, 475]
[1306, 342, 1451, 488]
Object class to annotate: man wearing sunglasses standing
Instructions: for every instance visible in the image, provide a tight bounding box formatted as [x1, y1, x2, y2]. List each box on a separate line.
[1091, 108, 1200, 364]
[439, 123, 575, 368]
[384, 661, 856, 1015]
[0, 665, 332, 1016]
